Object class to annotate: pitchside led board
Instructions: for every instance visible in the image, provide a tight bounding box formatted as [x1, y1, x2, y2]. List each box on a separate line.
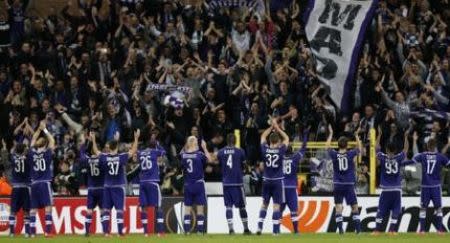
[1, 196, 450, 235]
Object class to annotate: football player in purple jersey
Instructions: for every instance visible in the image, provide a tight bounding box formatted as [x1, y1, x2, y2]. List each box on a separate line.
[325, 125, 362, 234]
[7, 142, 31, 237]
[216, 134, 251, 235]
[137, 139, 166, 236]
[180, 136, 213, 234]
[79, 140, 105, 236]
[90, 129, 140, 237]
[280, 128, 309, 234]
[256, 120, 289, 235]
[28, 120, 56, 237]
[413, 138, 450, 234]
[373, 127, 412, 235]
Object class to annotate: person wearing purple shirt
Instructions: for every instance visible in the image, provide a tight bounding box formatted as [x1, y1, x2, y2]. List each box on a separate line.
[373, 128, 412, 234]
[181, 136, 213, 234]
[8, 143, 31, 237]
[412, 138, 450, 234]
[216, 134, 251, 235]
[256, 121, 289, 236]
[137, 141, 166, 236]
[90, 129, 140, 237]
[79, 143, 105, 236]
[280, 129, 308, 234]
[28, 120, 56, 237]
[325, 125, 362, 235]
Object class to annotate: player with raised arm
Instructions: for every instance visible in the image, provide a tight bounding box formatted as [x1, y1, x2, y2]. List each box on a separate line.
[216, 133, 251, 235]
[280, 128, 309, 234]
[8, 143, 31, 237]
[325, 125, 362, 234]
[28, 120, 56, 237]
[373, 128, 413, 235]
[90, 129, 140, 237]
[79, 138, 105, 237]
[181, 137, 212, 234]
[137, 138, 166, 236]
[256, 120, 289, 236]
[413, 138, 450, 234]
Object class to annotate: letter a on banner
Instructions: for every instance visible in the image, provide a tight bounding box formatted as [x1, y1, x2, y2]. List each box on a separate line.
[304, 0, 378, 113]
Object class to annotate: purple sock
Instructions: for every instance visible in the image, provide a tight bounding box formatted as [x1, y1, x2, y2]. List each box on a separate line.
[226, 207, 233, 231]
[272, 211, 281, 234]
[24, 216, 30, 235]
[257, 208, 267, 232]
[388, 218, 398, 232]
[156, 209, 164, 234]
[239, 208, 249, 231]
[291, 212, 299, 233]
[117, 211, 124, 235]
[30, 214, 36, 235]
[375, 216, 383, 232]
[336, 213, 343, 234]
[435, 210, 443, 232]
[85, 214, 92, 234]
[419, 210, 426, 232]
[141, 211, 148, 234]
[45, 214, 53, 234]
[197, 214, 205, 233]
[101, 211, 110, 234]
[9, 215, 15, 234]
[352, 212, 361, 233]
[184, 214, 191, 234]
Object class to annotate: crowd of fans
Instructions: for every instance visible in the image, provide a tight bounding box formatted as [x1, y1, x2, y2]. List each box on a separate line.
[0, 0, 449, 196]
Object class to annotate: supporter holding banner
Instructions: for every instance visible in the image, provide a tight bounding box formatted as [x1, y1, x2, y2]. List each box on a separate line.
[304, 0, 378, 113]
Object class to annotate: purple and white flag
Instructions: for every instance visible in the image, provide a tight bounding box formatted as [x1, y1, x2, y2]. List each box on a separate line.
[304, 0, 378, 113]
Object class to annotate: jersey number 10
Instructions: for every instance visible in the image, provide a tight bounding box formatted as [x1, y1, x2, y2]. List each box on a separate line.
[337, 157, 348, 171]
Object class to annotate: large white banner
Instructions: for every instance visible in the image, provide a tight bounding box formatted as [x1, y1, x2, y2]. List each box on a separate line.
[207, 196, 450, 233]
[304, 0, 378, 112]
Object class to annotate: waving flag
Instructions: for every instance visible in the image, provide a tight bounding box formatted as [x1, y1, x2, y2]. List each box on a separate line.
[304, 0, 378, 113]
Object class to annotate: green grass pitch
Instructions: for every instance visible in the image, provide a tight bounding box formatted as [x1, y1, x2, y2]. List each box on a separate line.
[2, 233, 450, 243]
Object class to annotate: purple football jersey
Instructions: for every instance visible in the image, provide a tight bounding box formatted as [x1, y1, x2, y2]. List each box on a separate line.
[413, 152, 450, 187]
[99, 153, 129, 187]
[217, 146, 246, 186]
[328, 149, 360, 185]
[10, 152, 30, 186]
[80, 147, 104, 188]
[28, 148, 53, 183]
[283, 149, 304, 188]
[377, 151, 408, 190]
[181, 151, 207, 185]
[138, 147, 166, 183]
[261, 143, 287, 180]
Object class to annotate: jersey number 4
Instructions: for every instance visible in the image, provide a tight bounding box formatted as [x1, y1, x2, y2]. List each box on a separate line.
[226, 155, 233, 169]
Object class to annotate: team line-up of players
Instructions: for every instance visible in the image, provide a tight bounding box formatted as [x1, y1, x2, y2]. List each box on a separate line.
[7, 119, 450, 237]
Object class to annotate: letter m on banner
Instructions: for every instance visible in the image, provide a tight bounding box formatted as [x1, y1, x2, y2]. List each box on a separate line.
[304, 0, 378, 113]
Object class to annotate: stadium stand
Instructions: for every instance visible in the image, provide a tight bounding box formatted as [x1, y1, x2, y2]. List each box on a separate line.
[0, 0, 449, 198]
